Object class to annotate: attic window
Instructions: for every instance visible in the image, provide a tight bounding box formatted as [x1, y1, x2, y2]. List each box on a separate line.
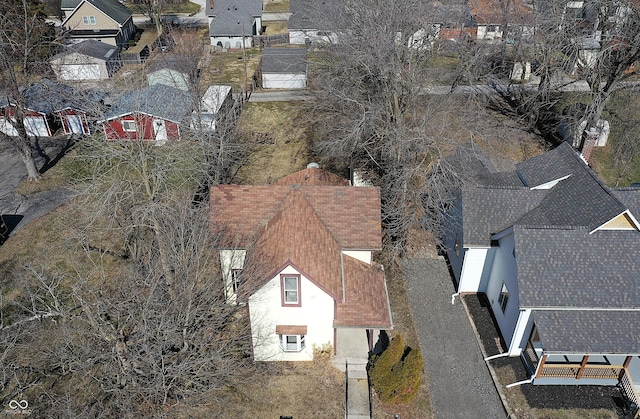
[83, 15, 96, 25]
[281, 275, 301, 306]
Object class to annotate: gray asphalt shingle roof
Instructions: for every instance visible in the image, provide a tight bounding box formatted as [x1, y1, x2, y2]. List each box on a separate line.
[515, 226, 640, 308]
[261, 48, 307, 74]
[533, 310, 640, 354]
[463, 186, 547, 245]
[288, 0, 346, 30]
[51, 39, 118, 61]
[455, 142, 640, 355]
[104, 85, 192, 122]
[207, 0, 261, 36]
[86, 0, 132, 25]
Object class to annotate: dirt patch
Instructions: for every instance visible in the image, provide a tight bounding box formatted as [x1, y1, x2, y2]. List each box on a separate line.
[233, 101, 313, 184]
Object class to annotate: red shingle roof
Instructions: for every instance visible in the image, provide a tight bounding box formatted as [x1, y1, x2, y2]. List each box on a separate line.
[210, 167, 392, 329]
[469, 0, 534, 25]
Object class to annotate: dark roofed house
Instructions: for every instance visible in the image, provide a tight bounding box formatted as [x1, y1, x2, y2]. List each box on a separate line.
[101, 84, 193, 144]
[288, 0, 346, 45]
[442, 142, 640, 403]
[210, 164, 392, 362]
[50, 40, 121, 81]
[206, 0, 262, 49]
[260, 47, 307, 89]
[61, 0, 135, 49]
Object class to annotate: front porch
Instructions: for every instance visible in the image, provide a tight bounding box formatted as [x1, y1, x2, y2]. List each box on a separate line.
[464, 294, 631, 413]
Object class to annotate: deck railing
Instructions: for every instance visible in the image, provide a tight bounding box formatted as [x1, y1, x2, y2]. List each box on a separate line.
[536, 363, 621, 380]
[618, 368, 640, 418]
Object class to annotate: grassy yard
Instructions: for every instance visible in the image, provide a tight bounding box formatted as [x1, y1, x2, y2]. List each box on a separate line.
[125, 1, 201, 15]
[264, 0, 290, 13]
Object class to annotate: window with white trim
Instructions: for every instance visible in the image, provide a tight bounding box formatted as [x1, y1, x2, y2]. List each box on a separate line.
[279, 334, 305, 352]
[281, 275, 300, 306]
[83, 15, 96, 25]
[498, 282, 509, 313]
[122, 120, 137, 132]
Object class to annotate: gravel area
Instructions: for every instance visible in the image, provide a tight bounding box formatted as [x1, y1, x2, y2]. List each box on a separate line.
[463, 294, 626, 414]
[403, 257, 507, 419]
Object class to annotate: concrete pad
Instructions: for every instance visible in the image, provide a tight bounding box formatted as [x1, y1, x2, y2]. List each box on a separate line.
[347, 377, 370, 418]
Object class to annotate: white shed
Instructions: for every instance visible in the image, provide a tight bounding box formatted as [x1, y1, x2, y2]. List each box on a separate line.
[261, 48, 307, 90]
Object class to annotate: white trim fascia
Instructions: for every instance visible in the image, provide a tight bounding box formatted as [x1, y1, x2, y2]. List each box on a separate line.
[590, 209, 640, 234]
[529, 174, 571, 190]
[508, 308, 532, 356]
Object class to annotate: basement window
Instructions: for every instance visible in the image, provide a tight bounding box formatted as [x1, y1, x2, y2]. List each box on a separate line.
[279, 334, 306, 352]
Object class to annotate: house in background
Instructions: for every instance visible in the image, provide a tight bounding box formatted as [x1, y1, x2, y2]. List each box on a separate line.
[468, 0, 534, 41]
[61, 0, 135, 49]
[50, 40, 121, 81]
[209, 164, 393, 362]
[0, 80, 104, 137]
[146, 55, 198, 92]
[260, 48, 307, 89]
[191, 85, 233, 132]
[206, 0, 263, 48]
[442, 143, 640, 403]
[101, 84, 193, 143]
[288, 0, 344, 45]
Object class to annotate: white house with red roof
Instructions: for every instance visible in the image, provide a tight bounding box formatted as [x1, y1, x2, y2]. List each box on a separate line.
[209, 165, 393, 362]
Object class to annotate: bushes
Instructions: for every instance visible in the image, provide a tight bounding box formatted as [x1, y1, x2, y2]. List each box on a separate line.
[369, 335, 423, 404]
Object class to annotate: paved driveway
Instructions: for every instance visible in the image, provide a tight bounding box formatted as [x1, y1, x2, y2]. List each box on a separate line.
[403, 257, 507, 419]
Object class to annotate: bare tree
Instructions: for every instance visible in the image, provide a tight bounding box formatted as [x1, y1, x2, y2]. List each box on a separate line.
[304, 0, 459, 254]
[0, 0, 57, 180]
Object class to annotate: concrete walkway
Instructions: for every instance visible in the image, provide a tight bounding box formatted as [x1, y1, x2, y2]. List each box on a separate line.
[403, 257, 507, 419]
[333, 328, 372, 419]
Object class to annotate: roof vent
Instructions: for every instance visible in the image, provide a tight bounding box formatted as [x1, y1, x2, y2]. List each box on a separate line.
[307, 162, 320, 169]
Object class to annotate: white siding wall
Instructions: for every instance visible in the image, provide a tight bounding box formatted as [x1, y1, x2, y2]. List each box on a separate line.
[289, 29, 338, 45]
[459, 247, 490, 293]
[477, 25, 503, 40]
[443, 198, 464, 283]
[485, 232, 520, 349]
[249, 265, 335, 361]
[220, 249, 246, 304]
[210, 36, 253, 48]
[262, 73, 306, 89]
[342, 250, 371, 265]
[509, 309, 532, 356]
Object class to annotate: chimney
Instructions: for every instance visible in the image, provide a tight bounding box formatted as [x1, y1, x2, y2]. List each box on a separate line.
[580, 127, 598, 164]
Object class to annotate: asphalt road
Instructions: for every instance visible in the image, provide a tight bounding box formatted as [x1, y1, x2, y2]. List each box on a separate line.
[403, 257, 507, 419]
[0, 140, 76, 236]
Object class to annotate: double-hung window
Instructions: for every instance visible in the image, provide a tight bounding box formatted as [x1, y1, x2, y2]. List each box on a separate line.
[83, 16, 96, 25]
[281, 275, 300, 306]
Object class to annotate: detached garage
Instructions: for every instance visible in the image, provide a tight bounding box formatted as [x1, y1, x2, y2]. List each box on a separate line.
[260, 48, 307, 89]
[50, 40, 121, 81]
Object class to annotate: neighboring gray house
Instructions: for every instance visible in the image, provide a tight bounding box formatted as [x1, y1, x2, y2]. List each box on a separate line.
[146, 55, 198, 91]
[50, 40, 121, 81]
[206, 0, 263, 48]
[260, 48, 307, 89]
[61, 0, 135, 49]
[288, 0, 345, 45]
[442, 142, 640, 403]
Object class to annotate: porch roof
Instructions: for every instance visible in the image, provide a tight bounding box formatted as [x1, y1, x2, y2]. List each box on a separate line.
[534, 310, 640, 354]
